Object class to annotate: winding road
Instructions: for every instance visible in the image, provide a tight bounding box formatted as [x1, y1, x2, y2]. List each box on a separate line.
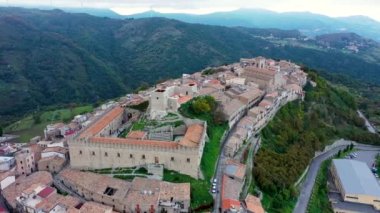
[293, 142, 380, 213]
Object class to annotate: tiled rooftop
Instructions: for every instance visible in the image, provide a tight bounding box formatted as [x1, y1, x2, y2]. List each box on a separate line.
[159, 182, 190, 201]
[42, 146, 68, 155]
[3, 171, 53, 208]
[245, 194, 264, 213]
[126, 131, 147, 140]
[59, 169, 131, 201]
[90, 137, 179, 148]
[80, 106, 124, 138]
[79, 201, 113, 213]
[179, 124, 204, 147]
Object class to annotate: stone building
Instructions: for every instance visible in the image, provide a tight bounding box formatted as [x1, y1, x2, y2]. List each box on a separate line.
[149, 83, 198, 119]
[57, 169, 190, 213]
[15, 150, 36, 176]
[68, 106, 207, 179]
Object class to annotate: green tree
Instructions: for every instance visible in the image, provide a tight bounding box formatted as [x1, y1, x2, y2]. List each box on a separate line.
[349, 143, 354, 150]
[337, 150, 341, 157]
[0, 126, 3, 137]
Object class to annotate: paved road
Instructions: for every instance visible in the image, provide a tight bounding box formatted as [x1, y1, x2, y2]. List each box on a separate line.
[293, 143, 380, 213]
[358, 110, 377, 134]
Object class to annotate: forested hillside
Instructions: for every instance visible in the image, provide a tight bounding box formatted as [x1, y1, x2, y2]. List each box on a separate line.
[1, 7, 380, 125]
[253, 72, 380, 212]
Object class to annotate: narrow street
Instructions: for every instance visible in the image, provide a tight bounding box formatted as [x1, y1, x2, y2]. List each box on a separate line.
[357, 110, 378, 134]
[212, 95, 292, 212]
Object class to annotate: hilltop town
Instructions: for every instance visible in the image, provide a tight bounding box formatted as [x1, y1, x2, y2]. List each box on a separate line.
[0, 57, 307, 213]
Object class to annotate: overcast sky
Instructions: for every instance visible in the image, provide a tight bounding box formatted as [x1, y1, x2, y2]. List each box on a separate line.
[3, 0, 380, 21]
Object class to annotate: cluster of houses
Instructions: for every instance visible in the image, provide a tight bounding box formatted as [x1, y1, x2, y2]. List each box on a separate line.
[1, 57, 307, 213]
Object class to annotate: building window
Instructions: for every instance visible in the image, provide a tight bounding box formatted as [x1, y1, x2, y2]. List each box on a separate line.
[130, 154, 133, 158]
[20, 161, 23, 164]
[46, 165, 49, 169]
[92, 151, 95, 156]
[79, 150, 82, 155]
[171, 157, 174, 161]
[142, 155, 145, 159]
[187, 158, 190, 163]
[105, 152, 108, 157]
[156, 97, 159, 100]
[21, 166, 24, 169]
[117, 153, 120, 157]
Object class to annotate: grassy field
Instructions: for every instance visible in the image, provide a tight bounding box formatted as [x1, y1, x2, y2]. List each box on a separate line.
[200, 124, 228, 181]
[4, 105, 93, 142]
[163, 169, 213, 209]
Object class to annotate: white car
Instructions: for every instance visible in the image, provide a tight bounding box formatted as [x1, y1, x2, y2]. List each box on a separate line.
[375, 174, 379, 178]
[213, 178, 217, 183]
[212, 189, 217, 194]
[212, 185, 217, 189]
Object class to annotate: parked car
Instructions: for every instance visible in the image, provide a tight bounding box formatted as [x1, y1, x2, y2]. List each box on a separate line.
[213, 178, 217, 183]
[375, 174, 379, 178]
[212, 189, 217, 194]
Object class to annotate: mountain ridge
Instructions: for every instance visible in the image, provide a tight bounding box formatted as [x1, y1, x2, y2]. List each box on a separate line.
[1, 7, 380, 124]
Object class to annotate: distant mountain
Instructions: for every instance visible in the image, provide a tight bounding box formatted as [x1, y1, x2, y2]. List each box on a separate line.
[125, 9, 380, 41]
[1, 7, 380, 123]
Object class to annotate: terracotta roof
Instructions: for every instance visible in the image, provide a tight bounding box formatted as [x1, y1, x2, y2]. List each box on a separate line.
[80, 106, 124, 138]
[36, 193, 81, 212]
[178, 95, 192, 104]
[225, 159, 246, 180]
[221, 175, 243, 201]
[42, 146, 68, 155]
[38, 156, 66, 166]
[222, 199, 241, 211]
[285, 83, 302, 91]
[159, 182, 190, 201]
[223, 99, 245, 117]
[179, 124, 204, 147]
[59, 169, 131, 200]
[79, 202, 113, 213]
[126, 131, 147, 140]
[0, 170, 14, 181]
[244, 67, 276, 76]
[126, 177, 161, 206]
[37, 186, 55, 198]
[90, 137, 179, 149]
[245, 194, 264, 213]
[2, 171, 53, 208]
[258, 100, 272, 108]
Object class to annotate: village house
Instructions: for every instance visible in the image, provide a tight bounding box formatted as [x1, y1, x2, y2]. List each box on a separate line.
[244, 194, 265, 213]
[15, 150, 36, 176]
[2, 171, 53, 210]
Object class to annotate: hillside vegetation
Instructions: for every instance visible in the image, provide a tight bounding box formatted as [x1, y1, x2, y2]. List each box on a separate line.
[2, 7, 380, 125]
[253, 72, 380, 212]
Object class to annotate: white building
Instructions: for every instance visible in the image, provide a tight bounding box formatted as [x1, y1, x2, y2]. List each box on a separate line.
[0, 156, 15, 171]
[0, 170, 15, 190]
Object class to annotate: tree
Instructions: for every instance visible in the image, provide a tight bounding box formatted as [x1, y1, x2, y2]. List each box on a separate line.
[349, 143, 354, 150]
[0, 126, 3, 137]
[337, 150, 341, 157]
